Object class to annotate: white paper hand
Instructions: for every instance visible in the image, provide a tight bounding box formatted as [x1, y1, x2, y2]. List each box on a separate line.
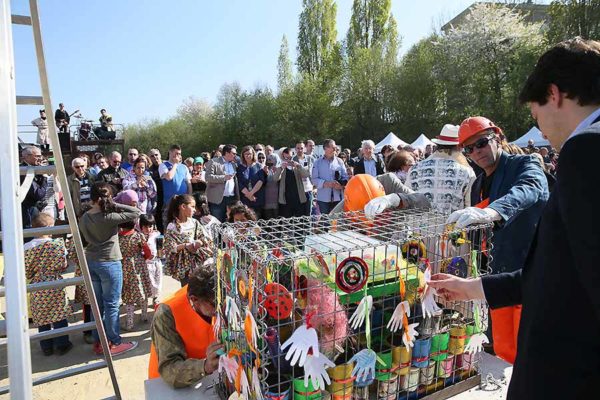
[244, 309, 259, 350]
[281, 324, 320, 367]
[364, 194, 400, 220]
[252, 366, 264, 400]
[403, 323, 420, 349]
[303, 354, 335, 390]
[240, 367, 250, 400]
[349, 295, 373, 330]
[219, 355, 239, 384]
[386, 300, 410, 333]
[422, 267, 442, 319]
[213, 312, 222, 338]
[349, 348, 377, 381]
[226, 296, 241, 330]
[465, 332, 489, 354]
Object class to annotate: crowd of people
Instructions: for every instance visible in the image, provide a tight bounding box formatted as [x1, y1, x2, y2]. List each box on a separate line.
[17, 37, 600, 399]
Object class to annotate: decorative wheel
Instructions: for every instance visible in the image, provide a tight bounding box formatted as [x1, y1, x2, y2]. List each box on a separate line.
[336, 256, 369, 293]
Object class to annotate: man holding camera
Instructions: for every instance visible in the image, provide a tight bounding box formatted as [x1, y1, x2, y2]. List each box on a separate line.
[293, 141, 315, 216]
[311, 139, 348, 214]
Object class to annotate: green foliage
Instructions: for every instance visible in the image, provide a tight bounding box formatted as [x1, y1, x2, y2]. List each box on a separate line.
[125, 1, 584, 152]
[547, 0, 600, 43]
[277, 35, 294, 92]
[297, 0, 340, 79]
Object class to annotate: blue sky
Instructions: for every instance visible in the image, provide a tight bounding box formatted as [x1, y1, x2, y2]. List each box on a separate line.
[12, 0, 488, 132]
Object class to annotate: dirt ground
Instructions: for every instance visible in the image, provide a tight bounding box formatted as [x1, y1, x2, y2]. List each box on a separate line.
[0, 272, 182, 400]
[0, 273, 512, 400]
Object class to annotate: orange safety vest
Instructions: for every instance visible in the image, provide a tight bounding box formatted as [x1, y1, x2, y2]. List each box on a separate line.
[475, 197, 520, 364]
[148, 286, 215, 379]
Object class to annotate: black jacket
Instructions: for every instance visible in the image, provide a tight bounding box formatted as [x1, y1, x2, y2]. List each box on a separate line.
[481, 122, 600, 399]
[352, 156, 385, 176]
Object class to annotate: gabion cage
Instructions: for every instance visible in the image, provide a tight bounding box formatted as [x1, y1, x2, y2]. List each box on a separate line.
[213, 209, 493, 400]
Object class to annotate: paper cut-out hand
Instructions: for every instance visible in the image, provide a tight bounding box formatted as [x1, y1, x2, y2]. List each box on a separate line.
[349, 295, 373, 330]
[403, 323, 419, 349]
[219, 355, 239, 384]
[303, 354, 335, 390]
[465, 332, 489, 354]
[387, 300, 410, 333]
[422, 267, 442, 319]
[226, 296, 241, 330]
[239, 365, 250, 400]
[281, 324, 320, 367]
[244, 309, 259, 351]
[252, 365, 264, 400]
[349, 349, 377, 381]
[213, 312, 222, 338]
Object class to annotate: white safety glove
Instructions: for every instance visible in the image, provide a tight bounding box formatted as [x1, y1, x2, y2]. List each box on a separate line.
[364, 194, 400, 220]
[447, 207, 501, 229]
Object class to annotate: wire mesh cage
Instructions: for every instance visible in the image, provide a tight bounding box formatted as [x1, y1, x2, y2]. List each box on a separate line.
[213, 208, 493, 400]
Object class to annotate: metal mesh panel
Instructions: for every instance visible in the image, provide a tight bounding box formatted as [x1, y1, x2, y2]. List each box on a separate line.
[213, 208, 493, 400]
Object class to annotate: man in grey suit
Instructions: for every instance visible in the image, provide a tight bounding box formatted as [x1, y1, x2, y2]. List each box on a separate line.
[205, 144, 240, 222]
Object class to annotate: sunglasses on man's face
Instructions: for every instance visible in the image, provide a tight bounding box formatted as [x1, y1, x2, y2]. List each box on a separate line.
[463, 134, 495, 155]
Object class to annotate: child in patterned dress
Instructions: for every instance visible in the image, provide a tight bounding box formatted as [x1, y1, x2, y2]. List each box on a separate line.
[164, 194, 213, 287]
[66, 237, 94, 344]
[114, 190, 152, 330]
[139, 214, 163, 307]
[119, 219, 152, 330]
[24, 213, 73, 356]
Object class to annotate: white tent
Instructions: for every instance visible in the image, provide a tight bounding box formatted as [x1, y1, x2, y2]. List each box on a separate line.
[411, 134, 434, 150]
[374, 132, 408, 153]
[511, 127, 550, 148]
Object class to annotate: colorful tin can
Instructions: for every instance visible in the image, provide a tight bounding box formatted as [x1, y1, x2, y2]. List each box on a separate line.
[392, 345, 412, 376]
[436, 354, 454, 378]
[327, 363, 355, 400]
[293, 378, 321, 400]
[430, 332, 449, 361]
[407, 367, 420, 392]
[411, 338, 431, 368]
[419, 361, 436, 385]
[448, 325, 467, 355]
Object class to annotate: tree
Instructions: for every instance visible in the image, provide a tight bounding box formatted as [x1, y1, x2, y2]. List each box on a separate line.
[434, 3, 546, 138]
[547, 0, 600, 43]
[297, 0, 339, 79]
[277, 35, 294, 92]
[388, 36, 442, 140]
[346, 0, 393, 58]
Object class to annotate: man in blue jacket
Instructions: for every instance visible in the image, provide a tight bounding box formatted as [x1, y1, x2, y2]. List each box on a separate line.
[448, 116, 549, 275]
[430, 38, 600, 399]
[446, 116, 548, 363]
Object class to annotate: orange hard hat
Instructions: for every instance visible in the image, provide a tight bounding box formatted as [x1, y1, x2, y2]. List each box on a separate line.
[343, 174, 385, 212]
[458, 116, 502, 145]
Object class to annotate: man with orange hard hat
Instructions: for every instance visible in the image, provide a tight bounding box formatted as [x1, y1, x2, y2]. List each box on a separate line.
[446, 115, 549, 364]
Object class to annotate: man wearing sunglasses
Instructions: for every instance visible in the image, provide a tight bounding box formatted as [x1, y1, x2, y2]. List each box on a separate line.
[430, 38, 600, 399]
[67, 157, 95, 217]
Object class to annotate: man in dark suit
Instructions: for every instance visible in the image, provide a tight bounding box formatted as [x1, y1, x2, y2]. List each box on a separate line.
[352, 140, 385, 177]
[430, 38, 600, 399]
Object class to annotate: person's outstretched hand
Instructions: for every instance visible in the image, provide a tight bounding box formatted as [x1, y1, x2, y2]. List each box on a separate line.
[428, 273, 485, 302]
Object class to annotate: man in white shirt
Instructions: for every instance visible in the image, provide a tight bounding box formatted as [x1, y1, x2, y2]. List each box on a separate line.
[31, 109, 49, 151]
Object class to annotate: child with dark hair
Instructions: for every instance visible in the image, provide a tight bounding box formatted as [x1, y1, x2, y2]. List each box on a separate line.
[25, 213, 73, 356]
[164, 194, 213, 286]
[139, 214, 163, 306]
[193, 193, 220, 239]
[79, 182, 141, 356]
